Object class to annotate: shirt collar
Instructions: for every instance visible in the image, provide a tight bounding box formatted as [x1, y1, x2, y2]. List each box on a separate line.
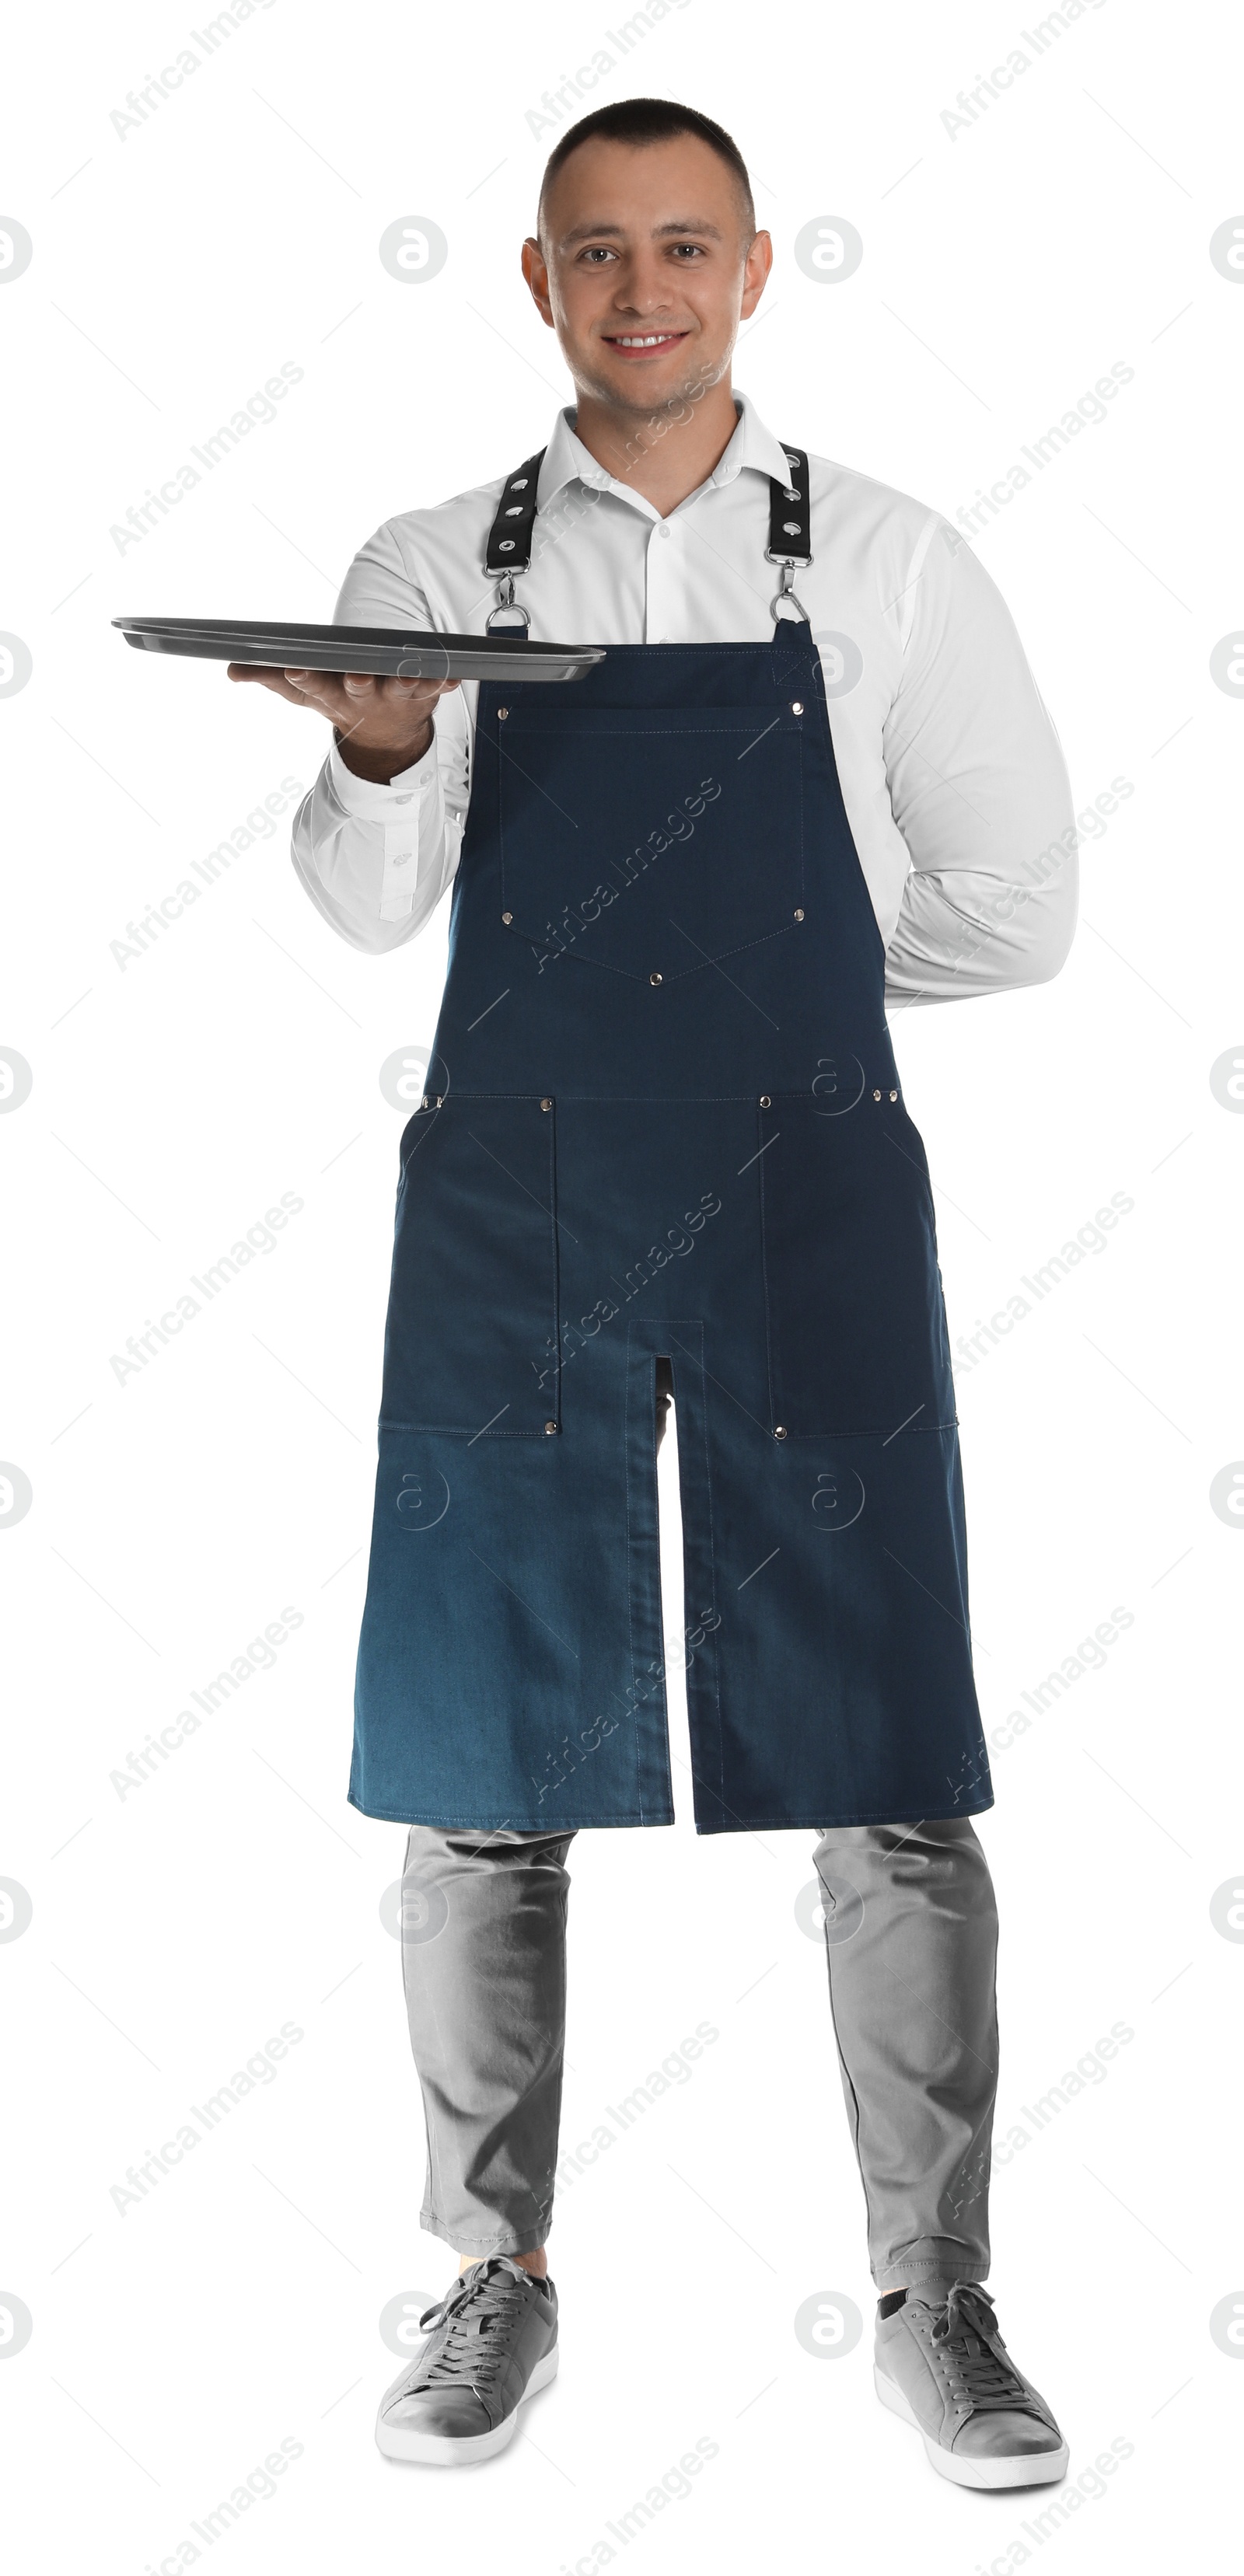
[536, 389, 796, 517]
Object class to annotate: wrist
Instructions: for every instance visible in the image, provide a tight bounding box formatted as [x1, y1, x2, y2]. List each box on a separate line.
[334, 720, 434, 784]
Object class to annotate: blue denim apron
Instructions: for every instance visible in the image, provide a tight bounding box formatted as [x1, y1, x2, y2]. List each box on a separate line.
[350, 448, 992, 1833]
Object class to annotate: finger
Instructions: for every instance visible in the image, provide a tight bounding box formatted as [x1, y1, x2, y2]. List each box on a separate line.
[380, 673, 462, 698]
[281, 675, 355, 716]
[226, 665, 308, 703]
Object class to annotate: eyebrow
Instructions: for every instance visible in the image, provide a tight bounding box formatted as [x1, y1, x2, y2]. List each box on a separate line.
[559, 217, 727, 247]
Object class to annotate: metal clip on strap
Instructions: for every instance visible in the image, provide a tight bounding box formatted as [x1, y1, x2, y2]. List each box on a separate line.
[484, 449, 547, 632]
[483, 438, 813, 632]
[766, 444, 812, 622]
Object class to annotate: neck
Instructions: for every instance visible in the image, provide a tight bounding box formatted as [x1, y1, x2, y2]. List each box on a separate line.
[568, 374, 741, 518]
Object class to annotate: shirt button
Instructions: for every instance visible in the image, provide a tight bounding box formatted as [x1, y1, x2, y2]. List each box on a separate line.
[659, 525, 671, 539]
[394, 793, 413, 805]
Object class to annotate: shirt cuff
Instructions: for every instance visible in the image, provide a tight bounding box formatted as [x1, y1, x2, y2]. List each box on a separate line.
[327, 728, 437, 818]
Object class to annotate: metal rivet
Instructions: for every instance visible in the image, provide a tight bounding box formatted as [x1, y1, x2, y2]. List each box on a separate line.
[774, 1425, 788, 1440]
[501, 910, 512, 924]
[760, 1094, 771, 1108]
[791, 700, 804, 714]
[420, 1095, 428, 1108]
[794, 908, 804, 921]
[497, 707, 508, 720]
[435, 1095, 443, 1107]
[540, 1097, 552, 1112]
[649, 971, 662, 986]
[544, 1420, 557, 1435]
[889, 1088, 898, 1101]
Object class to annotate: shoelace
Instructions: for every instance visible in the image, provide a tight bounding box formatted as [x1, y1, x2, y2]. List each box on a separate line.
[924, 2284, 1037, 2415]
[413, 2259, 533, 2390]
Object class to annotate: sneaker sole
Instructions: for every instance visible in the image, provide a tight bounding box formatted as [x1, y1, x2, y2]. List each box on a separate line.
[376, 2344, 559, 2466]
[873, 2363, 1069, 2490]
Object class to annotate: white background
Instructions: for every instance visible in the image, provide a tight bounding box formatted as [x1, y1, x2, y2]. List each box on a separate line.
[2, 2, 1242, 2567]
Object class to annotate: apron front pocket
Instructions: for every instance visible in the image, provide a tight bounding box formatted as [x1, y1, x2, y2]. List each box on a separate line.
[382, 1094, 561, 1435]
[759, 1091, 956, 1439]
[495, 705, 805, 980]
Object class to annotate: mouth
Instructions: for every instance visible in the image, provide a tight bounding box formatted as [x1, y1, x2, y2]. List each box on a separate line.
[599, 330, 692, 358]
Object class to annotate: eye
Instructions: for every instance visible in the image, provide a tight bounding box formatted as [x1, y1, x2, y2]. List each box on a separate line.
[578, 245, 617, 264]
[669, 243, 708, 258]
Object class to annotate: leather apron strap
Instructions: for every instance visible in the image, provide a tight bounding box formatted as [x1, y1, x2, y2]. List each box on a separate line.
[483, 438, 812, 627]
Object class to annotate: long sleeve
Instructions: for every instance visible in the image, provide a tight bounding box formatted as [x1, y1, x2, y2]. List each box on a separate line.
[881, 518, 1078, 1007]
[289, 424, 1079, 986]
[288, 519, 472, 955]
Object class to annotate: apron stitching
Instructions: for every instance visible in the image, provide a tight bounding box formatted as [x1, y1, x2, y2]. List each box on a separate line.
[651, 1342, 676, 1821]
[378, 1424, 555, 1438]
[690, 1323, 728, 1823]
[757, 1101, 777, 1436]
[546, 1104, 561, 1429]
[496, 719, 804, 733]
[798, 698, 806, 903]
[351, 1799, 991, 1828]
[774, 1422, 959, 1440]
[509, 923, 802, 981]
[809, 659, 889, 983]
[623, 1329, 644, 1821]
[515, 1091, 778, 1102]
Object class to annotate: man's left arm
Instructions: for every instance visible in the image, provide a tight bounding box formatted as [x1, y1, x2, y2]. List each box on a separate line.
[881, 518, 1078, 1007]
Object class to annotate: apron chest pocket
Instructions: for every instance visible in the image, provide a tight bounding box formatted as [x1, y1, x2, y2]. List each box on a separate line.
[496, 706, 805, 981]
[382, 1094, 561, 1435]
[758, 1091, 956, 1439]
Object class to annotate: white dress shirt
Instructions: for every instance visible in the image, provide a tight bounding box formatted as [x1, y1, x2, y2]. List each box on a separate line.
[291, 393, 1076, 1005]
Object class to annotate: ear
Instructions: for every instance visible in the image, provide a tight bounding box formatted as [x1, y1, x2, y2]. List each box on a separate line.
[740, 229, 774, 322]
[522, 236, 556, 328]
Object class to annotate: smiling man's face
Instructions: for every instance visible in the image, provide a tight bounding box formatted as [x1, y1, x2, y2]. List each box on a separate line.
[522, 132, 771, 424]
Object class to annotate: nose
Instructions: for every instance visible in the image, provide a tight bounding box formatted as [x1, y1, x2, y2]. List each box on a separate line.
[608, 254, 678, 318]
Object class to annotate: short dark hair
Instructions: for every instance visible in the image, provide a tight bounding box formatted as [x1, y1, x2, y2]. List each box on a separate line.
[537, 97, 756, 239]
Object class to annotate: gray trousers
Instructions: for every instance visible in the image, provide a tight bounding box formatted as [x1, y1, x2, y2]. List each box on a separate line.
[400, 1815, 998, 2297]
[398, 1373, 1000, 2299]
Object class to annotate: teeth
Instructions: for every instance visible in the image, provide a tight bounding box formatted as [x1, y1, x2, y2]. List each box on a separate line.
[613, 333, 676, 346]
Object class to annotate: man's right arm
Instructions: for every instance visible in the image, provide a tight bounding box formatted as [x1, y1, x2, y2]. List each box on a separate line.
[288, 679, 470, 955]
[227, 515, 473, 954]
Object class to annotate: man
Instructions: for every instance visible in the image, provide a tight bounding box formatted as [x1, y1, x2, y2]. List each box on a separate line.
[232, 98, 1076, 2488]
